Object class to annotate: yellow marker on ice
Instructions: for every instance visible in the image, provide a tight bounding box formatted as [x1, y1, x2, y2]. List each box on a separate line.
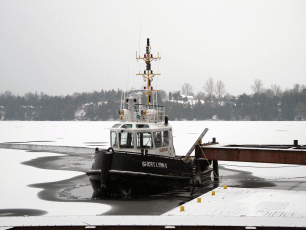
[180, 206, 184, 212]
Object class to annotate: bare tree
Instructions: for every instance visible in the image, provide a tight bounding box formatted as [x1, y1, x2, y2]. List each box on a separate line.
[195, 91, 205, 101]
[215, 80, 226, 100]
[224, 92, 232, 101]
[3, 91, 14, 98]
[265, 89, 274, 98]
[159, 90, 168, 101]
[204, 78, 214, 96]
[294, 103, 306, 121]
[271, 84, 282, 97]
[251, 79, 264, 94]
[204, 77, 214, 105]
[181, 83, 194, 96]
[24, 92, 35, 102]
[293, 83, 301, 93]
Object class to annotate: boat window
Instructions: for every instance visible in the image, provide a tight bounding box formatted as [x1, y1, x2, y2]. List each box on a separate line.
[119, 132, 134, 148]
[153, 131, 162, 148]
[112, 124, 121, 128]
[137, 132, 153, 149]
[163, 130, 169, 147]
[136, 124, 149, 128]
[110, 131, 117, 148]
[122, 124, 133, 128]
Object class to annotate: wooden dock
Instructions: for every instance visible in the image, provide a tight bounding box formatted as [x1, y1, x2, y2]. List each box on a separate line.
[194, 139, 306, 181]
[196, 139, 306, 165]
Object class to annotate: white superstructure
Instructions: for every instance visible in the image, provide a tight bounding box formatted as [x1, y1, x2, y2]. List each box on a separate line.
[110, 38, 175, 157]
[111, 93, 175, 157]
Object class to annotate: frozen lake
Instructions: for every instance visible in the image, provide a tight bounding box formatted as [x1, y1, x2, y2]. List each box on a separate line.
[0, 121, 306, 216]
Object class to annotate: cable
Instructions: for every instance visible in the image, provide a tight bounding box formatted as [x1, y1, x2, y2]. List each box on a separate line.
[139, 18, 141, 59]
[127, 68, 129, 91]
[138, 18, 142, 75]
[199, 144, 225, 186]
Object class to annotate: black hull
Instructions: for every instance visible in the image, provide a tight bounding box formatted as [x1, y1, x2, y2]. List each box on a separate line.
[86, 149, 210, 196]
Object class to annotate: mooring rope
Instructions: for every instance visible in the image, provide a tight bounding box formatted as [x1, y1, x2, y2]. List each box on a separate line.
[199, 143, 224, 186]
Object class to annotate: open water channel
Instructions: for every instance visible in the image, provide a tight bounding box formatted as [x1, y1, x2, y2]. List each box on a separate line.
[1, 121, 306, 216]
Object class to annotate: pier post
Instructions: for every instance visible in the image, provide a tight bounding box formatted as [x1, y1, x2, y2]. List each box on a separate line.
[213, 160, 219, 181]
[194, 145, 202, 185]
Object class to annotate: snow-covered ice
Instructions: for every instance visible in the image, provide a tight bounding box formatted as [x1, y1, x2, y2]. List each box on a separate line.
[220, 161, 306, 181]
[0, 148, 110, 216]
[1, 121, 306, 151]
[1, 120, 306, 216]
[163, 187, 306, 218]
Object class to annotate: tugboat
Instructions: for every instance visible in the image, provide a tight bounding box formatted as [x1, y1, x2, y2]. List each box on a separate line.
[86, 39, 211, 198]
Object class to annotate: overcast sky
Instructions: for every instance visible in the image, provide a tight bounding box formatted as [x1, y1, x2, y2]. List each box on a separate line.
[1, 0, 306, 96]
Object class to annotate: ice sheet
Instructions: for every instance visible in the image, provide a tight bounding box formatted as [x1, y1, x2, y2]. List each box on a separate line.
[0, 121, 113, 147]
[163, 187, 306, 218]
[220, 161, 306, 180]
[1, 121, 306, 216]
[0, 149, 110, 216]
[171, 121, 306, 155]
[1, 121, 305, 151]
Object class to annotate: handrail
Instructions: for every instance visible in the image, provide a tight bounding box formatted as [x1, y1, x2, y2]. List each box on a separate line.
[96, 148, 178, 160]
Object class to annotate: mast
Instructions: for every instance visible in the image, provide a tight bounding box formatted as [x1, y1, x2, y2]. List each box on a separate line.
[136, 38, 161, 106]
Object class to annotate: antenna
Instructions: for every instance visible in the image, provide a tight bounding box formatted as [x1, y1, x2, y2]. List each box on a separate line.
[137, 19, 142, 73]
[127, 68, 129, 91]
[136, 38, 161, 106]
[123, 91, 126, 109]
[157, 44, 160, 90]
[120, 91, 123, 110]
[156, 89, 158, 108]
[139, 18, 141, 58]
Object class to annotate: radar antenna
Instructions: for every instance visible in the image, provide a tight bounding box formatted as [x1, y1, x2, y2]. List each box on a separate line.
[136, 38, 161, 105]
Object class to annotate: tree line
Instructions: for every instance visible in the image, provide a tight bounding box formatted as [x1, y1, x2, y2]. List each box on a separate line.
[0, 79, 306, 121]
[167, 78, 306, 121]
[0, 90, 121, 121]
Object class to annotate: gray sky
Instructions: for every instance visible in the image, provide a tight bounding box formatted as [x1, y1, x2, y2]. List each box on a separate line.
[1, 0, 306, 96]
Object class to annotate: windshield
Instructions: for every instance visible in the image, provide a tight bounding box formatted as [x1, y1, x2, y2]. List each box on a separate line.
[136, 124, 149, 128]
[119, 132, 134, 148]
[153, 132, 162, 148]
[110, 131, 117, 147]
[163, 130, 169, 147]
[137, 132, 153, 149]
